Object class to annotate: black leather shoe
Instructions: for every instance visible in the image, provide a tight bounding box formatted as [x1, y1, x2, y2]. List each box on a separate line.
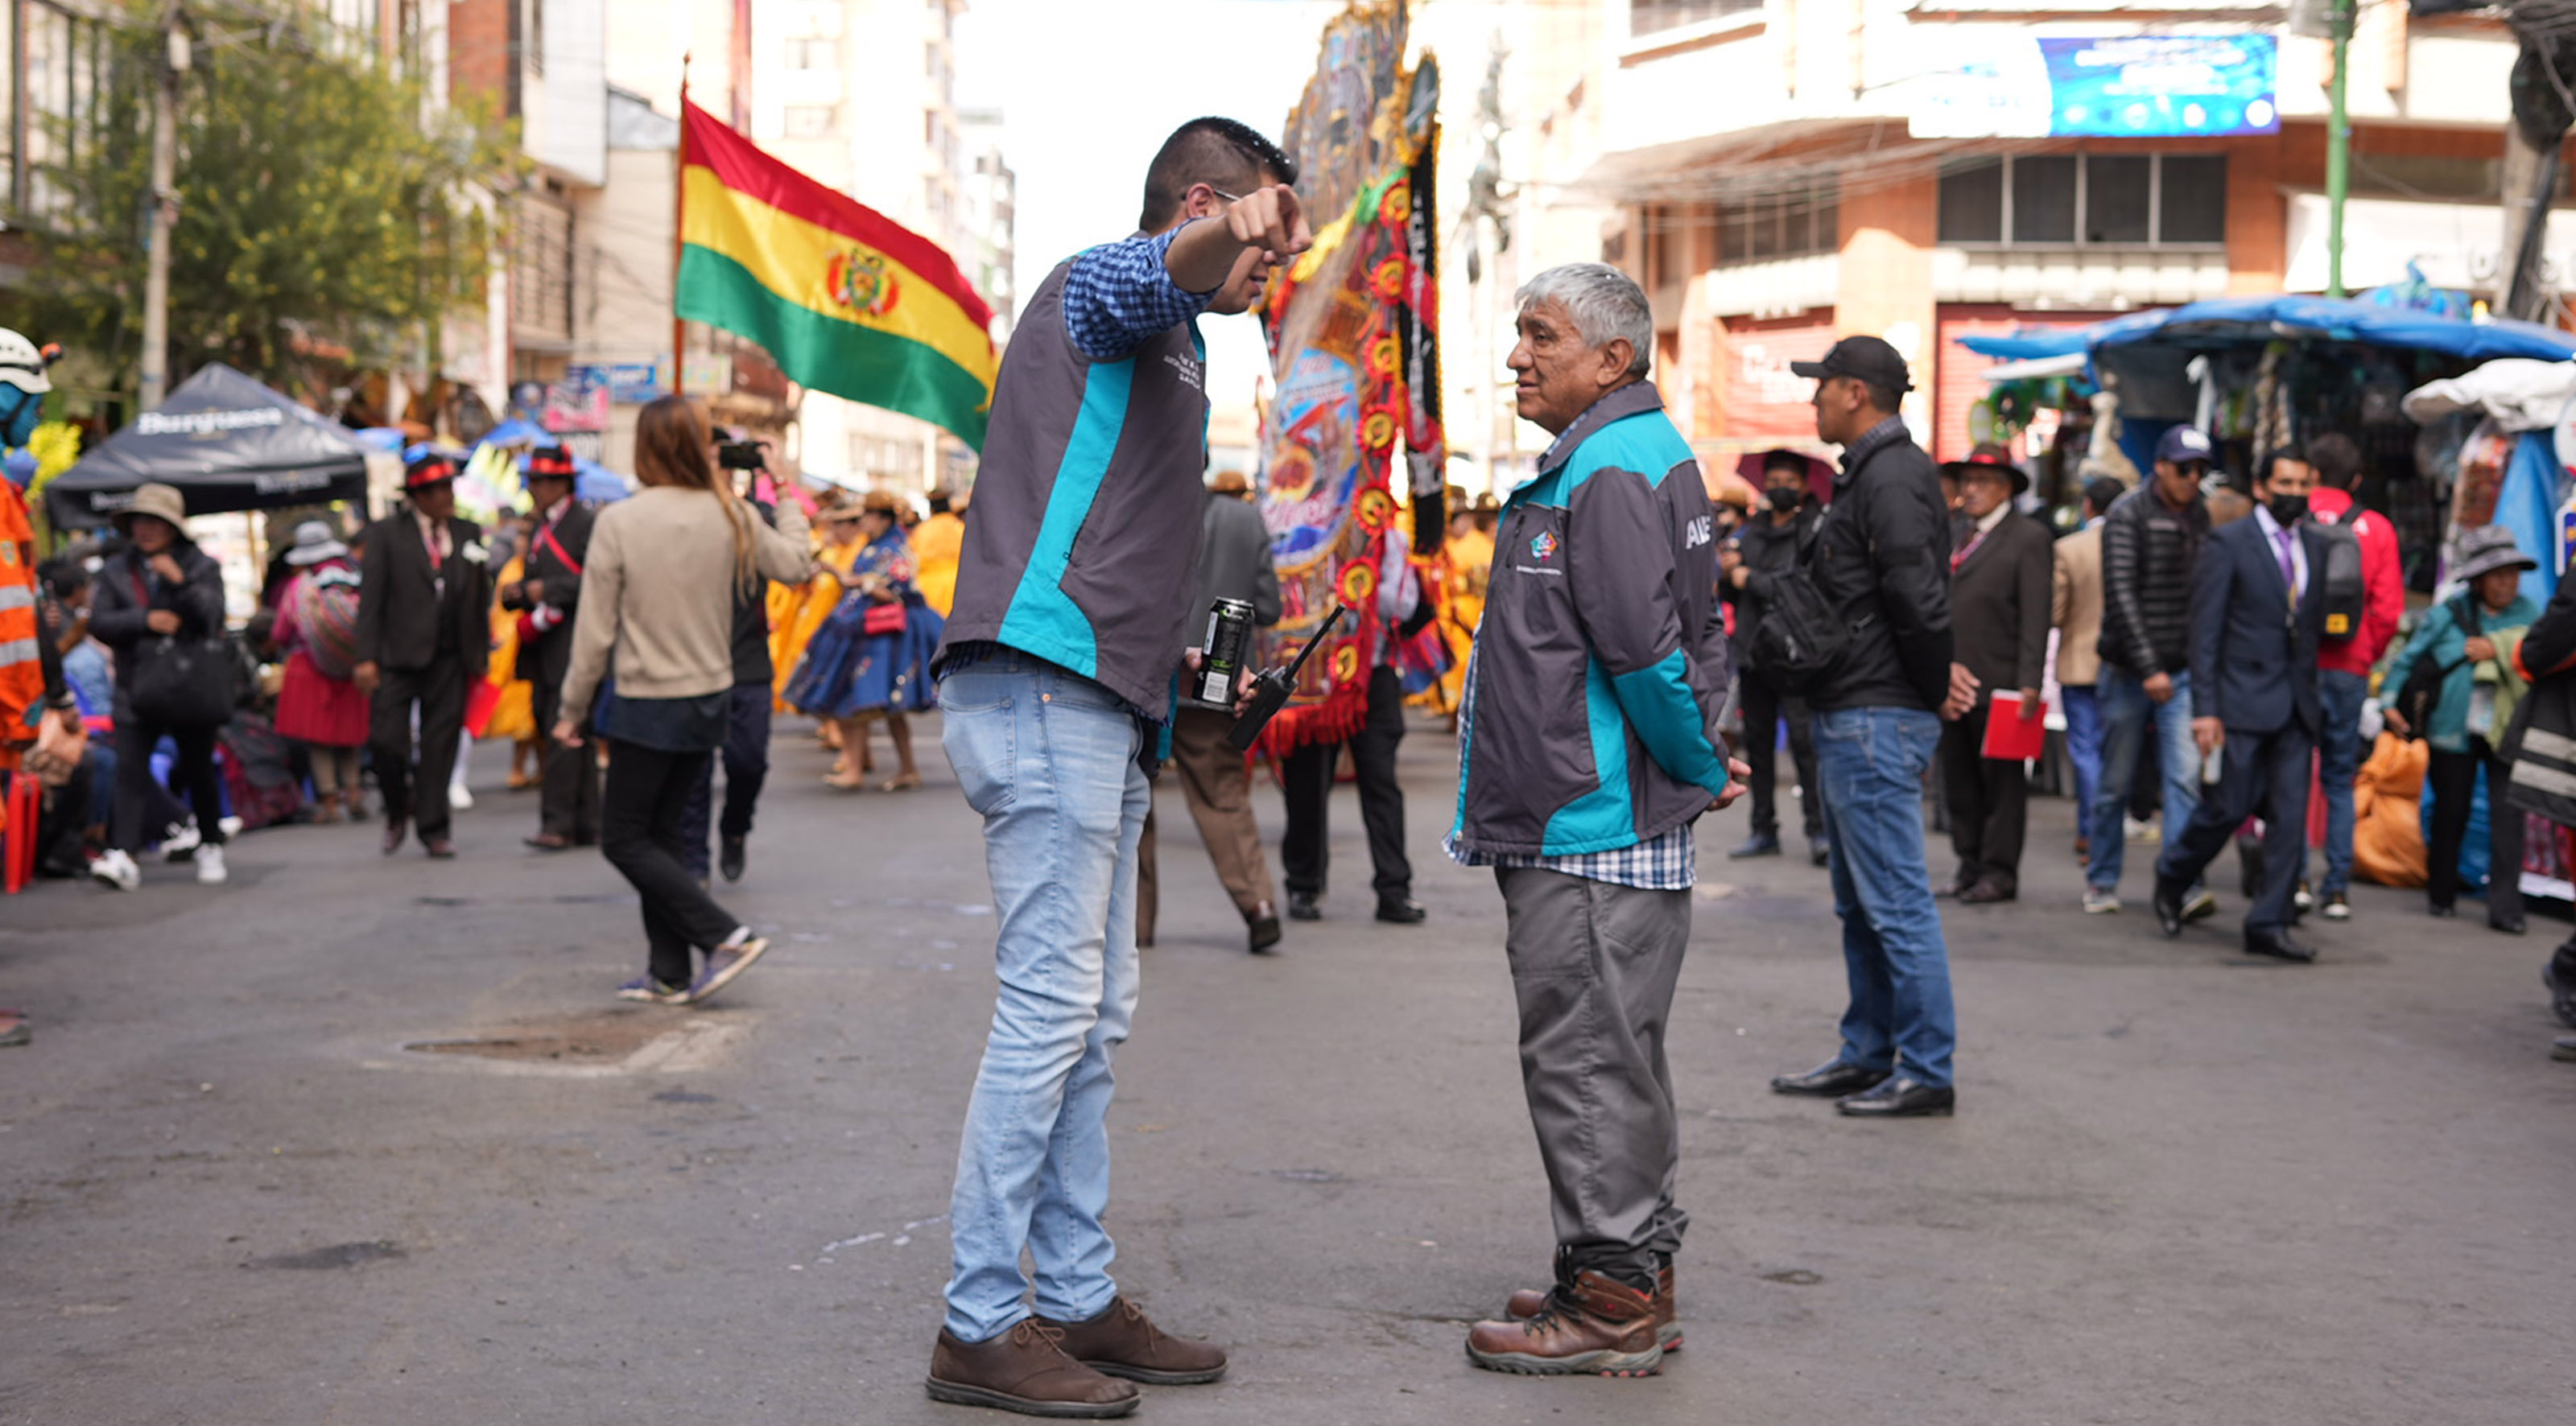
[2544, 953, 2576, 1028]
[1286, 890, 1321, 921]
[2151, 880, 2186, 938]
[1247, 914, 1282, 954]
[2429, 902, 2458, 919]
[1770, 1060, 1889, 1098]
[1837, 1077, 1955, 1118]
[1958, 880, 2016, 905]
[1728, 832, 1781, 860]
[2553, 1035, 2576, 1063]
[1810, 837, 1831, 868]
[2491, 915, 2527, 937]
[1933, 873, 1973, 899]
[1375, 896, 1427, 925]
[381, 817, 409, 857]
[720, 835, 747, 884]
[2243, 928, 2317, 963]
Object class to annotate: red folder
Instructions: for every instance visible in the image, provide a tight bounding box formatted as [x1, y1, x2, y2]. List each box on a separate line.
[1983, 690, 2047, 760]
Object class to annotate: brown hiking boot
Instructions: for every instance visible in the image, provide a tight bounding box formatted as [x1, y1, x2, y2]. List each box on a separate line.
[1468, 1269, 1663, 1377]
[926, 1321, 1139, 1419]
[1506, 1259, 1681, 1350]
[1035, 1294, 1228, 1385]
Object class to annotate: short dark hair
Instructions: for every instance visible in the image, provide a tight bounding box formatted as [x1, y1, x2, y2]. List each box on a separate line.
[2252, 448, 2305, 489]
[2306, 431, 2362, 489]
[37, 556, 87, 600]
[1761, 449, 1807, 479]
[1858, 380, 1902, 418]
[2083, 477, 2127, 517]
[1139, 117, 1296, 232]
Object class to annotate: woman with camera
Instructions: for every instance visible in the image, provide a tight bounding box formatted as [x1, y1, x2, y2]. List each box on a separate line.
[552, 397, 813, 1004]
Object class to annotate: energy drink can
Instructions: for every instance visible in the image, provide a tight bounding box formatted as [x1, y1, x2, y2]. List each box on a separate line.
[1197, 597, 1256, 707]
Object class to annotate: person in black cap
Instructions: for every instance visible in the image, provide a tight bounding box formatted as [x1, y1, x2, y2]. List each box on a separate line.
[502, 444, 599, 851]
[355, 451, 492, 858]
[1933, 443, 2053, 904]
[1719, 448, 1826, 865]
[1765, 335, 1963, 1119]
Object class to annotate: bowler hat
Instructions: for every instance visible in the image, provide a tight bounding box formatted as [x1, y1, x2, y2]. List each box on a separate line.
[404, 451, 459, 489]
[1791, 336, 1913, 394]
[111, 482, 187, 534]
[523, 444, 577, 482]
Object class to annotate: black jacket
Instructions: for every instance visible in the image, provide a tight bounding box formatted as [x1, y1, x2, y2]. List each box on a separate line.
[1802, 422, 1954, 712]
[2186, 514, 2326, 736]
[1724, 500, 1818, 658]
[2502, 574, 2576, 826]
[1947, 509, 2054, 695]
[503, 500, 597, 693]
[87, 539, 227, 723]
[2098, 482, 2209, 681]
[355, 511, 491, 676]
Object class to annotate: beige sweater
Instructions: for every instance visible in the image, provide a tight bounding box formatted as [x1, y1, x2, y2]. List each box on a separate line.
[558, 485, 814, 725]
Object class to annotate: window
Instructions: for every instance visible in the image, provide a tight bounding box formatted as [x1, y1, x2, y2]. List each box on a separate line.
[1715, 182, 1837, 264]
[786, 37, 838, 70]
[1631, 0, 1764, 37]
[1937, 154, 2226, 247]
[783, 104, 837, 138]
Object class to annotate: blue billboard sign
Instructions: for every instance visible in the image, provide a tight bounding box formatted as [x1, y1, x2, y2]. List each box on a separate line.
[2038, 35, 2278, 138]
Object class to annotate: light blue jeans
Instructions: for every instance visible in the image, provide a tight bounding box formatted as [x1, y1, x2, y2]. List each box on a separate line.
[938, 650, 1150, 1343]
[2087, 666, 2201, 892]
[2314, 669, 2368, 896]
[1814, 706, 1956, 1088]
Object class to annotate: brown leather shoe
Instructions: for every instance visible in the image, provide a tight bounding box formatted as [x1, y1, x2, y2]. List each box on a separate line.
[1506, 1259, 1680, 1350]
[1036, 1295, 1227, 1385]
[1468, 1269, 1662, 1377]
[925, 1321, 1139, 1419]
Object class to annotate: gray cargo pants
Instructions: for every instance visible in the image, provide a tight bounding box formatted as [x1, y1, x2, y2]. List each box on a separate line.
[1497, 865, 1691, 1285]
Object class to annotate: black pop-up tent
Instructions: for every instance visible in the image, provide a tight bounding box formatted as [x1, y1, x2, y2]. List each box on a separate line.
[44, 362, 373, 529]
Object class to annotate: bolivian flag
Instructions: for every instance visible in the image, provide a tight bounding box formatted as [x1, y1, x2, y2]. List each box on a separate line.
[678, 100, 998, 448]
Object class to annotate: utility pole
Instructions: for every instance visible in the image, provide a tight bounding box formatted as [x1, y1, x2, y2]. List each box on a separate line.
[2324, 0, 2355, 299]
[139, 2, 188, 408]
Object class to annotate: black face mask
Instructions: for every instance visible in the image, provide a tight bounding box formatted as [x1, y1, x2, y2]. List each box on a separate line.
[2267, 493, 2309, 526]
[1766, 487, 1803, 512]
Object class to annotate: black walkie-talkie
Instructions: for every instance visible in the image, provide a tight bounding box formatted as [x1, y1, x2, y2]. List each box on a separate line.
[1228, 604, 1349, 751]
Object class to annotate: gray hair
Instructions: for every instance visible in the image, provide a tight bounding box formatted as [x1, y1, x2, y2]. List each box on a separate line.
[1515, 263, 1654, 378]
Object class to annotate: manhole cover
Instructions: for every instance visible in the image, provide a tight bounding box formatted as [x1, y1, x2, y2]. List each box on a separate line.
[406, 1010, 671, 1065]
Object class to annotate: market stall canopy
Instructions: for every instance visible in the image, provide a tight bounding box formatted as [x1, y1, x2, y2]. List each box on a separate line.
[45, 363, 371, 528]
[1955, 295, 2576, 367]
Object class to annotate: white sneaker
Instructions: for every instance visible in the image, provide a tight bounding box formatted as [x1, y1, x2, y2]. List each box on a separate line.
[193, 843, 228, 885]
[2124, 815, 2160, 844]
[217, 815, 242, 838]
[159, 819, 202, 860]
[90, 848, 139, 892]
[2082, 888, 2121, 915]
[449, 784, 474, 812]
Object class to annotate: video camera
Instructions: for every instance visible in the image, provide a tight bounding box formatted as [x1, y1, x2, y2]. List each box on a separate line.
[716, 438, 770, 472]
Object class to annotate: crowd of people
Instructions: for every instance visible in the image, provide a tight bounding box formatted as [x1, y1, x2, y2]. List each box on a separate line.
[9, 117, 2576, 1416]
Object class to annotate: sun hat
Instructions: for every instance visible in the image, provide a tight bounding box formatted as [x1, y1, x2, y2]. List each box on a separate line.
[283, 520, 349, 566]
[110, 482, 187, 534]
[2453, 525, 2539, 583]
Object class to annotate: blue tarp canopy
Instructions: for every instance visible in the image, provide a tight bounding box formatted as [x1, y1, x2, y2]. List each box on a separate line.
[1956, 295, 2576, 365]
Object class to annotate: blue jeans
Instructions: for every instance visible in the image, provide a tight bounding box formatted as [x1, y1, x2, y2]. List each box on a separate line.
[2062, 686, 2103, 840]
[2087, 666, 2200, 892]
[1815, 706, 1956, 1088]
[2314, 669, 2368, 896]
[938, 651, 1150, 1343]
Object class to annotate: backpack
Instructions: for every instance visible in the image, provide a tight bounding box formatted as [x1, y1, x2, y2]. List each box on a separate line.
[2391, 598, 2479, 741]
[1745, 514, 1855, 696]
[291, 567, 362, 682]
[2310, 515, 2365, 641]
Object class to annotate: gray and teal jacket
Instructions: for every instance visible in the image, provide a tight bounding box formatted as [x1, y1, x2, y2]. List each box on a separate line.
[935, 236, 1211, 719]
[1451, 382, 1732, 857]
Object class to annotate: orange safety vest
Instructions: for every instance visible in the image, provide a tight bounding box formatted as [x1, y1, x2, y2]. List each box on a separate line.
[0, 482, 44, 768]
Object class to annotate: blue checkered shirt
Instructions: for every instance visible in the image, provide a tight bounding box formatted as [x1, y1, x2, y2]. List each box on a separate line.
[1440, 652, 1700, 891]
[1063, 222, 1217, 362]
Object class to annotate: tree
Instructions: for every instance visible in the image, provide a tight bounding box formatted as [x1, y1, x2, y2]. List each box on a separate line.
[21, 2, 525, 399]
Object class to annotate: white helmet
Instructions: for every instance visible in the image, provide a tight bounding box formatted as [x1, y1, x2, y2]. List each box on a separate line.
[0, 328, 52, 394]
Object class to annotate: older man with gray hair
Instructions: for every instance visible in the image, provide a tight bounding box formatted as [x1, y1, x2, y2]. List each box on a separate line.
[1447, 262, 1747, 1378]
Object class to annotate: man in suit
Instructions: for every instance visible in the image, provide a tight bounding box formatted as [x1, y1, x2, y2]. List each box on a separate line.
[2052, 477, 2124, 863]
[1935, 443, 2054, 903]
[501, 445, 597, 851]
[2151, 452, 2326, 961]
[1719, 447, 1827, 866]
[355, 451, 492, 859]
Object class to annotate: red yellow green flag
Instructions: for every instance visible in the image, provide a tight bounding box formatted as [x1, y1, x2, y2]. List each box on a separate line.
[678, 99, 998, 448]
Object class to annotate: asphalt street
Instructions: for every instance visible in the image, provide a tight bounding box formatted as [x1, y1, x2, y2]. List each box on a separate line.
[4, 714, 2572, 1425]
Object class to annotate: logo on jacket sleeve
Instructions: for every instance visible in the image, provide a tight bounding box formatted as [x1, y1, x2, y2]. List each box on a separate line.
[1530, 531, 1558, 561]
[1685, 515, 1713, 549]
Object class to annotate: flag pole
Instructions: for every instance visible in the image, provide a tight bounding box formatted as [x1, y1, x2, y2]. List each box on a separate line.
[673, 57, 691, 398]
